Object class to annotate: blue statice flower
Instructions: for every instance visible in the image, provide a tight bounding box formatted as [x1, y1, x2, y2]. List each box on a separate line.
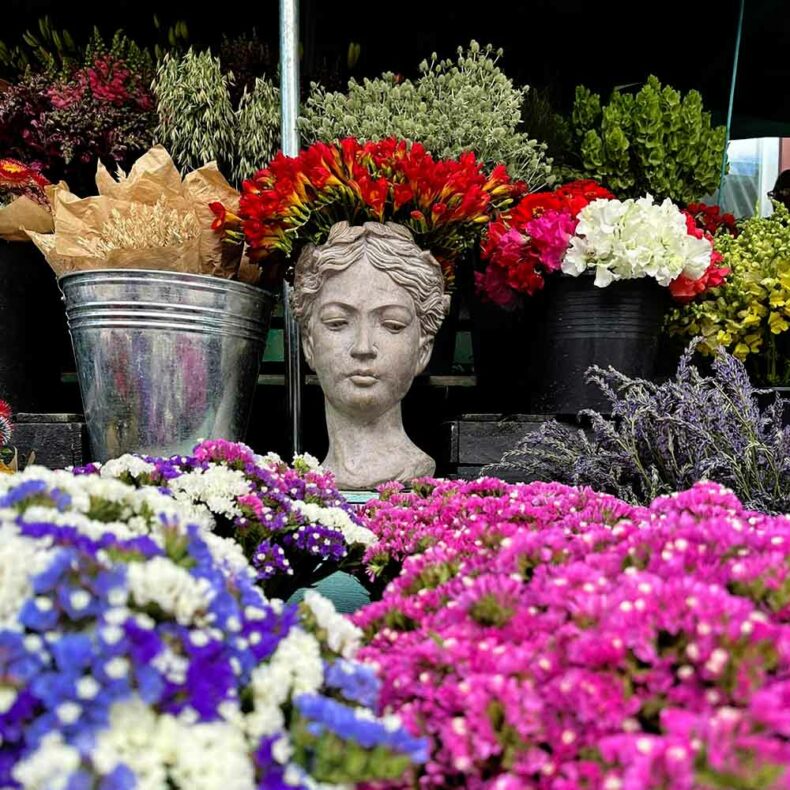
[323, 658, 381, 708]
[0, 479, 69, 510]
[295, 693, 429, 763]
[0, 458, 417, 788]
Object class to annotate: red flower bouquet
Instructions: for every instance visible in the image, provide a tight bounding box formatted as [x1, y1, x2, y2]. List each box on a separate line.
[480, 181, 729, 308]
[478, 180, 614, 307]
[668, 208, 731, 303]
[210, 137, 525, 283]
[685, 202, 738, 239]
[0, 158, 54, 241]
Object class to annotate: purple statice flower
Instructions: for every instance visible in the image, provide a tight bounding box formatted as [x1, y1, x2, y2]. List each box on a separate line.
[254, 737, 297, 790]
[283, 524, 348, 562]
[252, 539, 293, 582]
[85, 441, 370, 600]
[0, 468, 415, 788]
[70, 462, 101, 476]
[0, 480, 70, 511]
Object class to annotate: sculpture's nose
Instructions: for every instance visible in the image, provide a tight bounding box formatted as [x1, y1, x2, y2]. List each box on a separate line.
[349, 322, 377, 360]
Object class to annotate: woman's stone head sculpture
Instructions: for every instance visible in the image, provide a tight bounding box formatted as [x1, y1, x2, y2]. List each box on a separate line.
[291, 221, 450, 489]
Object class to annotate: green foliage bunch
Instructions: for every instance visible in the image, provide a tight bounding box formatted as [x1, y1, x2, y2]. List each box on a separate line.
[567, 75, 726, 204]
[669, 203, 790, 385]
[152, 48, 280, 182]
[300, 41, 554, 189]
[0, 15, 186, 78]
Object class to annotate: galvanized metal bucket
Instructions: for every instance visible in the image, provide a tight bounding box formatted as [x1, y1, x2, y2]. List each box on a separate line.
[60, 269, 274, 462]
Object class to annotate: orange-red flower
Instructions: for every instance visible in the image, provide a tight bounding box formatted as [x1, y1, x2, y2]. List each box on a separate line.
[210, 137, 524, 284]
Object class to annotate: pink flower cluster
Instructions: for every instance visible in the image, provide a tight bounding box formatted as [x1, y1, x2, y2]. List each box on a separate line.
[355, 479, 790, 789]
[48, 55, 153, 111]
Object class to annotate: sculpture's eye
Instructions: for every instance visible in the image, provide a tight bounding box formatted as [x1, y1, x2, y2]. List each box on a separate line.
[382, 320, 407, 333]
[323, 318, 348, 331]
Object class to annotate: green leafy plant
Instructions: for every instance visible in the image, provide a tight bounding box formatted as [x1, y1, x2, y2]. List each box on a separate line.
[234, 77, 280, 183]
[153, 48, 237, 175]
[669, 202, 790, 385]
[153, 48, 281, 182]
[0, 16, 186, 78]
[565, 75, 726, 205]
[299, 41, 553, 189]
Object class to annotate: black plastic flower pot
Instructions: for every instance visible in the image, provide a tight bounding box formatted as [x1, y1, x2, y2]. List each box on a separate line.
[530, 274, 669, 416]
[0, 240, 68, 412]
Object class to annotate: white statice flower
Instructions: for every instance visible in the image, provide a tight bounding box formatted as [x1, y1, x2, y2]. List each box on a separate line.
[292, 452, 321, 471]
[13, 733, 82, 789]
[255, 451, 283, 467]
[246, 627, 323, 738]
[93, 698, 173, 789]
[303, 591, 362, 659]
[0, 528, 50, 630]
[0, 467, 210, 542]
[164, 716, 256, 790]
[100, 455, 156, 480]
[202, 532, 255, 576]
[562, 195, 712, 287]
[169, 465, 252, 519]
[293, 502, 376, 548]
[127, 556, 214, 626]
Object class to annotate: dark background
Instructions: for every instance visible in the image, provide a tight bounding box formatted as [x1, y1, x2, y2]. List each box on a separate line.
[4, 0, 788, 138]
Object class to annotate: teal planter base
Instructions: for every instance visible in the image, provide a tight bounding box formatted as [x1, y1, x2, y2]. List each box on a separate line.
[288, 571, 371, 614]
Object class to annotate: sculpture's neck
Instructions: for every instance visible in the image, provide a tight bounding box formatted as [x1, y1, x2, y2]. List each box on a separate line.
[323, 401, 412, 489]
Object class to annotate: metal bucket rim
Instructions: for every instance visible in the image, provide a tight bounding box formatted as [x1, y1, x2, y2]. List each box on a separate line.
[65, 302, 269, 326]
[58, 268, 277, 302]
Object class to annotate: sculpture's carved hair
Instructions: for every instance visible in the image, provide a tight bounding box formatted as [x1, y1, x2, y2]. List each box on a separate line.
[291, 221, 450, 337]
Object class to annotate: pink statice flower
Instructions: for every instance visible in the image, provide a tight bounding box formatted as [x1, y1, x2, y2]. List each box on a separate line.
[355, 479, 790, 789]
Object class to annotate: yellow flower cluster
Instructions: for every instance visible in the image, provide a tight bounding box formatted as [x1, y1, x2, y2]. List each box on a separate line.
[668, 203, 790, 384]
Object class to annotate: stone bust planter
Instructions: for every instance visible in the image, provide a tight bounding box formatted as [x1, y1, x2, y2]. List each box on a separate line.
[292, 221, 450, 490]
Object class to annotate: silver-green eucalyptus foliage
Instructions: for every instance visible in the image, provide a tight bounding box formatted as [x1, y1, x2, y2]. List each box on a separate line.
[153, 48, 280, 181]
[300, 41, 554, 190]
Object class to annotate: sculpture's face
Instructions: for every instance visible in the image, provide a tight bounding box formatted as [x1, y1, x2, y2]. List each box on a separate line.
[303, 256, 432, 418]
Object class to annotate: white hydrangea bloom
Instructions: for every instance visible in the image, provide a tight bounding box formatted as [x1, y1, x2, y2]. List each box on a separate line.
[562, 195, 712, 287]
[127, 557, 214, 626]
[303, 591, 362, 659]
[13, 733, 82, 789]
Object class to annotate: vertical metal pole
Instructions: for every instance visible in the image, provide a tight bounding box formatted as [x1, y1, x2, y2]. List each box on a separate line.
[280, 0, 302, 454]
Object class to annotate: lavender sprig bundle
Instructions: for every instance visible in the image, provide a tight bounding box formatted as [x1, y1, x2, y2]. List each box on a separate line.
[0, 467, 425, 788]
[76, 439, 375, 600]
[485, 345, 790, 513]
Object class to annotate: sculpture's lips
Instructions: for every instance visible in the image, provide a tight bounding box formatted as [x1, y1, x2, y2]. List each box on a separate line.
[348, 372, 379, 387]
